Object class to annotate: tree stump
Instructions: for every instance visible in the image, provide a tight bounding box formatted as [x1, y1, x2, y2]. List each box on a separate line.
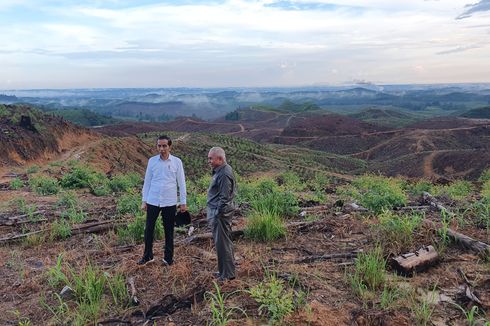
[391, 245, 439, 276]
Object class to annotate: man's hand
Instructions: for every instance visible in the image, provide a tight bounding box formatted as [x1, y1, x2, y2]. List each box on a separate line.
[180, 204, 187, 212]
[141, 202, 147, 211]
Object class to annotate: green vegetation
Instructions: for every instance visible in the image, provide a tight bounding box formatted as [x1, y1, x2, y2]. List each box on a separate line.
[244, 211, 287, 242]
[47, 254, 68, 288]
[48, 108, 116, 126]
[9, 177, 24, 190]
[50, 219, 72, 241]
[117, 212, 163, 244]
[248, 273, 295, 324]
[432, 180, 473, 201]
[116, 191, 140, 215]
[460, 106, 490, 119]
[374, 210, 423, 254]
[349, 246, 386, 299]
[205, 281, 246, 326]
[109, 173, 141, 193]
[339, 175, 407, 213]
[29, 175, 59, 195]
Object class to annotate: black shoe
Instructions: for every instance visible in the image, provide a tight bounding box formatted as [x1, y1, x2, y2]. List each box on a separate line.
[162, 258, 173, 266]
[137, 256, 154, 265]
[218, 276, 236, 282]
[213, 272, 221, 279]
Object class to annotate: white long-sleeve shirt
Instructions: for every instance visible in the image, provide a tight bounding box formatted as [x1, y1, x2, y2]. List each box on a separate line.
[142, 154, 187, 207]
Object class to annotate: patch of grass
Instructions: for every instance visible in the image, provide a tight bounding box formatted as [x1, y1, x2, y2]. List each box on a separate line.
[205, 281, 246, 326]
[433, 180, 473, 201]
[406, 179, 433, 196]
[62, 208, 87, 224]
[411, 286, 437, 326]
[117, 212, 163, 244]
[29, 175, 59, 195]
[479, 168, 490, 183]
[349, 246, 386, 296]
[187, 192, 207, 215]
[40, 293, 70, 325]
[47, 254, 68, 288]
[61, 165, 107, 191]
[375, 210, 423, 254]
[277, 171, 305, 191]
[339, 175, 407, 213]
[116, 191, 140, 215]
[26, 165, 40, 174]
[106, 272, 128, 308]
[109, 173, 141, 193]
[50, 219, 72, 241]
[9, 177, 24, 190]
[244, 211, 287, 242]
[248, 273, 295, 324]
[57, 190, 78, 209]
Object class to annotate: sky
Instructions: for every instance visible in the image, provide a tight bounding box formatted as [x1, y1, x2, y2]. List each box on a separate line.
[1, 0, 490, 89]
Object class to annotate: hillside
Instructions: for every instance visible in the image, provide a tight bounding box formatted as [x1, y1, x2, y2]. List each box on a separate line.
[0, 104, 98, 167]
[460, 106, 490, 119]
[47, 108, 117, 127]
[349, 107, 420, 128]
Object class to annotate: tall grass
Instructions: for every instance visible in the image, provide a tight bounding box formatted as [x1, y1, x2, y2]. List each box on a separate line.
[205, 281, 246, 326]
[245, 211, 287, 242]
[375, 210, 423, 254]
[349, 246, 386, 296]
[29, 175, 59, 195]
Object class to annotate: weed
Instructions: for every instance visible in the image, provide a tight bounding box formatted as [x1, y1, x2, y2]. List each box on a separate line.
[47, 254, 68, 288]
[9, 177, 24, 190]
[411, 286, 437, 326]
[106, 272, 128, 307]
[117, 212, 163, 244]
[57, 190, 78, 209]
[62, 208, 87, 224]
[406, 180, 433, 196]
[379, 283, 404, 310]
[248, 273, 295, 323]
[11, 310, 31, 326]
[479, 168, 490, 183]
[244, 211, 287, 242]
[375, 210, 423, 254]
[349, 246, 386, 296]
[452, 304, 482, 326]
[89, 174, 111, 196]
[205, 281, 246, 326]
[26, 165, 40, 174]
[109, 173, 141, 193]
[433, 180, 473, 201]
[187, 192, 207, 215]
[340, 175, 407, 213]
[277, 171, 305, 191]
[50, 218, 72, 241]
[116, 191, 140, 215]
[39, 293, 69, 324]
[29, 175, 59, 195]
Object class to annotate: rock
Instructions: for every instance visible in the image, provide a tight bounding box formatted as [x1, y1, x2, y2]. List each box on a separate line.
[60, 285, 75, 300]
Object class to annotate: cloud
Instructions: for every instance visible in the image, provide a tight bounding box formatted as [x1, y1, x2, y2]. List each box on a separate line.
[436, 44, 481, 55]
[457, 0, 490, 19]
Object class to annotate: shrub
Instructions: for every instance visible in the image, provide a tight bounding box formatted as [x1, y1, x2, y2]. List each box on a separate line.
[433, 180, 473, 201]
[61, 165, 107, 190]
[88, 174, 111, 196]
[109, 173, 141, 193]
[482, 180, 490, 202]
[9, 177, 24, 190]
[479, 169, 490, 183]
[50, 219, 72, 240]
[343, 175, 407, 213]
[57, 190, 78, 209]
[375, 210, 423, 254]
[249, 273, 294, 323]
[187, 192, 207, 214]
[26, 165, 40, 174]
[277, 171, 304, 191]
[29, 175, 59, 195]
[116, 191, 140, 215]
[245, 211, 286, 242]
[406, 179, 433, 196]
[117, 212, 163, 244]
[62, 208, 87, 224]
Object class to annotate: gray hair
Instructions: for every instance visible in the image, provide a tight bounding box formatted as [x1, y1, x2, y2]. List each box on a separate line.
[209, 147, 226, 163]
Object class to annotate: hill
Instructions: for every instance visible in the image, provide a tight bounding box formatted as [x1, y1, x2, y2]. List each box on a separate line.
[0, 104, 98, 167]
[349, 107, 420, 128]
[460, 106, 490, 119]
[47, 108, 117, 127]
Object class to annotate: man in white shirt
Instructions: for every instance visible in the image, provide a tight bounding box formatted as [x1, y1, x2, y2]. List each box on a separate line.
[139, 135, 187, 266]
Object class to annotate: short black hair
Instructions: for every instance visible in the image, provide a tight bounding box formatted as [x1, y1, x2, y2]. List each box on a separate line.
[157, 135, 172, 146]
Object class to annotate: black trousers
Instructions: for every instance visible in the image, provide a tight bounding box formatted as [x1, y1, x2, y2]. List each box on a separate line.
[143, 204, 176, 263]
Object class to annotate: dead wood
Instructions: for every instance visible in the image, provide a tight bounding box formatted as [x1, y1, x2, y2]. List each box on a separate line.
[127, 277, 139, 306]
[271, 250, 361, 264]
[391, 245, 439, 276]
[343, 202, 368, 213]
[423, 219, 490, 256]
[179, 229, 244, 245]
[0, 220, 124, 244]
[145, 286, 206, 320]
[395, 205, 431, 211]
[422, 192, 450, 212]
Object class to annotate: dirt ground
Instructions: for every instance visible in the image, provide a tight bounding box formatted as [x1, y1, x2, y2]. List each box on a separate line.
[0, 180, 489, 325]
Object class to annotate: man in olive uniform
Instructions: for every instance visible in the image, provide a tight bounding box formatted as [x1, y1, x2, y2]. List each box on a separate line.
[206, 147, 236, 281]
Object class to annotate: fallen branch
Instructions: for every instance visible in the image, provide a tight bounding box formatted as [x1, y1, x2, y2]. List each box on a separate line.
[0, 220, 124, 244]
[127, 277, 139, 306]
[424, 219, 490, 255]
[423, 192, 450, 212]
[271, 250, 361, 264]
[395, 205, 431, 212]
[179, 229, 244, 245]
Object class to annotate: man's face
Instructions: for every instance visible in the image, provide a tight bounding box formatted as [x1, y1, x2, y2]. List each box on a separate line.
[208, 152, 222, 169]
[157, 139, 171, 157]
